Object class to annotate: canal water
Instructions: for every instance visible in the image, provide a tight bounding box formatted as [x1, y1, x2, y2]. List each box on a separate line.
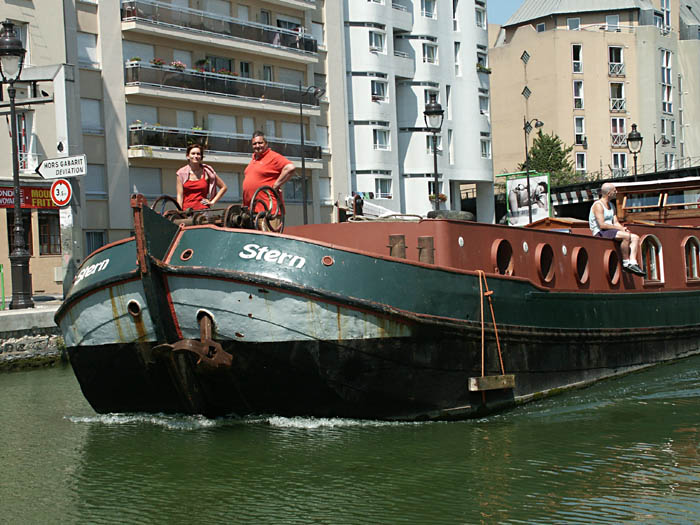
[1, 357, 699, 524]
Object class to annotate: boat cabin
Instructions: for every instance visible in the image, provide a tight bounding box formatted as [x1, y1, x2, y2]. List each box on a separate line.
[615, 177, 700, 226]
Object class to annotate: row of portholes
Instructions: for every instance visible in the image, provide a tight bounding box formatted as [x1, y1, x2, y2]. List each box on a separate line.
[492, 238, 611, 285]
[492, 235, 700, 285]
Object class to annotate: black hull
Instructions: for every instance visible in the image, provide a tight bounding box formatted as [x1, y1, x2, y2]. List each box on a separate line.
[68, 323, 700, 420]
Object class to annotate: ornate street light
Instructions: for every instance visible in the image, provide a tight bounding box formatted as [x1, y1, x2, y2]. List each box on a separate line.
[423, 93, 444, 211]
[299, 82, 325, 225]
[0, 20, 33, 309]
[523, 117, 544, 224]
[653, 133, 670, 173]
[627, 123, 643, 181]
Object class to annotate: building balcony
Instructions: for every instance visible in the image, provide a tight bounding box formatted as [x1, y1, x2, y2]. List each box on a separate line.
[610, 98, 626, 112]
[609, 62, 625, 76]
[127, 124, 322, 168]
[611, 133, 627, 147]
[391, 1, 413, 32]
[266, 0, 316, 9]
[393, 49, 415, 78]
[124, 63, 321, 116]
[121, 0, 318, 64]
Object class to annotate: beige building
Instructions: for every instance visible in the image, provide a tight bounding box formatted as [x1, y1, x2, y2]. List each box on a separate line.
[1, 0, 349, 300]
[489, 0, 700, 180]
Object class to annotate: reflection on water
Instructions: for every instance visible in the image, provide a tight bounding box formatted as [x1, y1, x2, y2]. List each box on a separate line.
[1, 358, 699, 524]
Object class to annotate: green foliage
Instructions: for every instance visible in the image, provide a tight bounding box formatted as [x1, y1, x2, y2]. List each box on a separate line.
[518, 130, 583, 187]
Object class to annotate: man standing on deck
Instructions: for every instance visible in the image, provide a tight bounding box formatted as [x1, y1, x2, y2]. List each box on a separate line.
[243, 131, 295, 210]
[589, 182, 644, 275]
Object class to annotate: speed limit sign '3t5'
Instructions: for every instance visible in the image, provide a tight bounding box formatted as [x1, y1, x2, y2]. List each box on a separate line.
[50, 178, 72, 207]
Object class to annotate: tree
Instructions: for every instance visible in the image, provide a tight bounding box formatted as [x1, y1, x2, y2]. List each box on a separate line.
[518, 130, 581, 186]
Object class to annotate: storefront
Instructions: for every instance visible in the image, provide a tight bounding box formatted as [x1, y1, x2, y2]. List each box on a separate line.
[0, 184, 63, 301]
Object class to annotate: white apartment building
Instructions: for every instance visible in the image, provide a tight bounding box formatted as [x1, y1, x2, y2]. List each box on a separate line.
[344, 0, 495, 221]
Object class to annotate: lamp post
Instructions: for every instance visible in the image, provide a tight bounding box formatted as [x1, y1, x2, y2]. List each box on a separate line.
[627, 123, 643, 181]
[1, 20, 33, 309]
[423, 93, 444, 211]
[298, 81, 325, 225]
[653, 133, 670, 173]
[523, 117, 544, 224]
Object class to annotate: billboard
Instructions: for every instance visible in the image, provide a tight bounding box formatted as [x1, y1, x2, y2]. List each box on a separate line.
[506, 173, 550, 226]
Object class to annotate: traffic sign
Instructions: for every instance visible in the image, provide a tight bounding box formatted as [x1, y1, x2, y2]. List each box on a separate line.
[36, 154, 87, 179]
[50, 179, 72, 207]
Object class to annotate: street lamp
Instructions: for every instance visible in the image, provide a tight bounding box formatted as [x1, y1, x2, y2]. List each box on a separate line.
[0, 20, 33, 309]
[653, 133, 670, 173]
[423, 92, 444, 211]
[523, 117, 544, 224]
[299, 81, 325, 225]
[627, 123, 643, 181]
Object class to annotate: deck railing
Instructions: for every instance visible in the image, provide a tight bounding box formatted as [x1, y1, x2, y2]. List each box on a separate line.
[121, 0, 317, 54]
[125, 63, 321, 107]
[128, 124, 322, 159]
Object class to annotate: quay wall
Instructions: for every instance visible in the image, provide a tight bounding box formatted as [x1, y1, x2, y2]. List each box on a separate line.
[0, 305, 65, 371]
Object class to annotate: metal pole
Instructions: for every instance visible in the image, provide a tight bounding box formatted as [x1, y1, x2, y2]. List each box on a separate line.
[8, 84, 33, 309]
[432, 131, 439, 211]
[299, 81, 308, 225]
[524, 121, 533, 224]
[633, 152, 638, 181]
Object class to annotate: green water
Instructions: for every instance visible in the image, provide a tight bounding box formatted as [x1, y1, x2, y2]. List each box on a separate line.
[1, 358, 699, 524]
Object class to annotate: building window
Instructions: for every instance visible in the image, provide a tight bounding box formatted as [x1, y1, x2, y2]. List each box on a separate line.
[576, 152, 586, 172]
[311, 22, 325, 47]
[283, 177, 310, 202]
[448, 129, 454, 164]
[574, 117, 585, 145]
[522, 86, 531, 99]
[612, 152, 628, 177]
[521, 50, 530, 63]
[369, 31, 385, 52]
[422, 0, 436, 19]
[662, 0, 671, 29]
[374, 178, 392, 199]
[428, 180, 442, 196]
[476, 51, 487, 68]
[661, 49, 673, 113]
[206, 55, 233, 74]
[81, 99, 104, 134]
[685, 237, 700, 280]
[373, 129, 390, 150]
[536, 22, 545, 32]
[606, 14, 620, 31]
[85, 231, 106, 256]
[77, 32, 100, 68]
[316, 125, 329, 149]
[423, 43, 438, 64]
[426, 135, 442, 154]
[371, 80, 387, 101]
[664, 152, 676, 169]
[610, 82, 625, 111]
[129, 167, 162, 200]
[567, 18, 580, 30]
[475, 7, 485, 29]
[239, 61, 251, 78]
[263, 65, 273, 82]
[641, 236, 663, 282]
[259, 9, 271, 25]
[611, 117, 626, 147]
[480, 138, 491, 159]
[670, 119, 676, 147]
[39, 210, 61, 255]
[572, 44, 582, 73]
[573, 80, 584, 109]
[608, 46, 624, 75]
[86, 164, 107, 199]
[479, 95, 489, 114]
[454, 42, 461, 76]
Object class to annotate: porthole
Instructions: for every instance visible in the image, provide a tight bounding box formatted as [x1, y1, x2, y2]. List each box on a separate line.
[180, 248, 194, 261]
[604, 248, 620, 285]
[491, 239, 513, 275]
[536, 243, 555, 283]
[571, 246, 589, 285]
[127, 300, 142, 318]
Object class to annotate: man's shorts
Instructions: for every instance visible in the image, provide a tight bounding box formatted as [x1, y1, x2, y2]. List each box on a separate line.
[595, 229, 619, 239]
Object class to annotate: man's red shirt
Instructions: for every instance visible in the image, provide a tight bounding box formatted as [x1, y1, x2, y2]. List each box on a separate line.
[243, 148, 291, 210]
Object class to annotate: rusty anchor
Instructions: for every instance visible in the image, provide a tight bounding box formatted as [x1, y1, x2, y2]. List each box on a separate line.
[153, 314, 232, 368]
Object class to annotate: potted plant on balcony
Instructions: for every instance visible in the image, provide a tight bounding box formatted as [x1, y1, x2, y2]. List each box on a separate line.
[476, 63, 491, 74]
[150, 57, 166, 67]
[170, 60, 187, 71]
[195, 58, 210, 71]
[428, 193, 448, 203]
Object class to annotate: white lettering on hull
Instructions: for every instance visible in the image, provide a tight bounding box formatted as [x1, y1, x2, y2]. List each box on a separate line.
[238, 243, 306, 269]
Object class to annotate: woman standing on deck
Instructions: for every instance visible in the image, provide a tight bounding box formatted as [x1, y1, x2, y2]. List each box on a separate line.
[176, 144, 227, 210]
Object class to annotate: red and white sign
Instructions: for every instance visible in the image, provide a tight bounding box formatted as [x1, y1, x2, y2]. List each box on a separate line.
[50, 178, 72, 207]
[0, 186, 58, 209]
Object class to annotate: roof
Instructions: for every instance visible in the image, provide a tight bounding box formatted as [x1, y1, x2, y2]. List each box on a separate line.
[504, 0, 654, 27]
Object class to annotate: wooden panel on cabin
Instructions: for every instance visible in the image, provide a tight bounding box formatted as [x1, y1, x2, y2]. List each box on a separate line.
[417, 236, 435, 264]
[388, 235, 406, 258]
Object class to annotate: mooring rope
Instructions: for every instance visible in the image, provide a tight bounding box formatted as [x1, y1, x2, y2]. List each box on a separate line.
[477, 270, 505, 377]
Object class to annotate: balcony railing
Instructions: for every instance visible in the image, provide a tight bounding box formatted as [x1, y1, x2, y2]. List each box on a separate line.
[121, 0, 318, 54]
[610, 98, 626, 112]
[609, 62, 625, 76]
[125, 63, 321, 107]
[128, 124, 321, 159]
[611, 133, 627, 147]
[611, 168, 629, 178]
[19, 152, 39, 172]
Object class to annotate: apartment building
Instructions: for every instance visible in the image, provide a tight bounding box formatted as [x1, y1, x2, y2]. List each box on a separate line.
[1, 0, 349, 298]
[489, 0, 700, 181]
[344, 0, 495, 221]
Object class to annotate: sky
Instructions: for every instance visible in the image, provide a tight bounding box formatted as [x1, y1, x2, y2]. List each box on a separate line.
[488, 0, 525, 25]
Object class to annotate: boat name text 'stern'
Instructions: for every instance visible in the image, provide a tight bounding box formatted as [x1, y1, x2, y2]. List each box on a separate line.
[238, 243, 306, 269]
[74, 258, 110, 285]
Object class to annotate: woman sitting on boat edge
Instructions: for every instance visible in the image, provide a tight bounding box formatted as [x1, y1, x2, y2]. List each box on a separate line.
[176, 143, 227, 210]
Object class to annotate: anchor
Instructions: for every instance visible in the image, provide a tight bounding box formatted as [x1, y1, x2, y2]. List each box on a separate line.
[153, 314, 232, 368]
